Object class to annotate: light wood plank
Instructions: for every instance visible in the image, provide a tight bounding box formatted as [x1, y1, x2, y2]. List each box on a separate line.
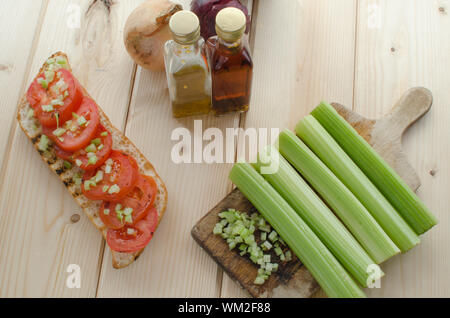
[96, 0, 241, 297]
[0, 0, 141, 297]
[355, 0, 450, 297]
[221, 0, 358, 297]
[0, 0, 45, 171]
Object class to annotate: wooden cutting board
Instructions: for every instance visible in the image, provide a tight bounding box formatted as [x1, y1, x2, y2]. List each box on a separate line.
[191, 87, 433, 298]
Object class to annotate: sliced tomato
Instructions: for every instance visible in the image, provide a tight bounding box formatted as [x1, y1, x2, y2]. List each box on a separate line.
[106, 207, 159, 253]
[99, 175, 158, 229]
[55, 125, 112, 171]
[81, 150, 139, 202]
[28, 68, 83, 127]
[43, 96, 100, 152]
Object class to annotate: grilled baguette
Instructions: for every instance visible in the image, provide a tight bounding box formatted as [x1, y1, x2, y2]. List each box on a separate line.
[17, 52, 167, 268]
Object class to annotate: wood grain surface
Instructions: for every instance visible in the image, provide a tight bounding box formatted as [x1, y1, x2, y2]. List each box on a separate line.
[0, 0, 449, 297]
[355, 0, 450, 298]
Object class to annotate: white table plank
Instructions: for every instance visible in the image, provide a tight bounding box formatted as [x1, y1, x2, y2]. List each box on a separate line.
[0, 0, 141, 297]
[355, 0, 450, 297]
[0, 0, 44, 170]
[221, 0, 358, 297]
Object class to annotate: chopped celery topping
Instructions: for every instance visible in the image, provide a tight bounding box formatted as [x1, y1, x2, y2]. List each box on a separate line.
[127, 228, 137, 236]
[105, 163, 112, 174]
[91, 138, 101, 146]
[56, 56, 67, 66]
[84, 179, 96, 191]
[88, 154, 98, 165]
[55, 113, 59, 128]
[37, 78, 48, 89]
[45, 70, 55, 83]
[94, 170, 104, 183]
[63, 161, 72, 170]
[73, 173, 82, 186]
[85, 144, 97, 153]
[108, 184, 120, 194]
[124, 214, 133, 224]
[77, 116, 87, 126]
[52, 127, 66, 137]
[38, 135, 50, 152]
[213, 208, 291, 285]
[124, 207, 133, 216]
[50, 99, 64, 106]
[41, 104, 54, 112]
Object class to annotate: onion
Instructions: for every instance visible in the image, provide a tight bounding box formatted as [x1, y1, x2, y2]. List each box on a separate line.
[124, 0, 182, 71]
[191, 0, 250, 41]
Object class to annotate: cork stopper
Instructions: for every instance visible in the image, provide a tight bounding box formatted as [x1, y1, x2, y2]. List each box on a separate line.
[169, 10, 201, 44]
[215, 7, 246, 43]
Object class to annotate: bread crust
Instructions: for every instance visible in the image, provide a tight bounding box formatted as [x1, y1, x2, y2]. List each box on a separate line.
[17, 52, 167, 269]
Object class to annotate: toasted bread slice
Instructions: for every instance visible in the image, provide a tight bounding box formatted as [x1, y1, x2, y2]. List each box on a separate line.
[17, 52, 167, 269]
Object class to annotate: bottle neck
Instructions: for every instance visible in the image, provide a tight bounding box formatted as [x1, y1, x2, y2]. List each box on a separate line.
[217, 36, 243, 52]
[173, 38, 202, 56]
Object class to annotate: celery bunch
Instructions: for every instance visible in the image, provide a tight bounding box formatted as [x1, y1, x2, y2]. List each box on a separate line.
[311, 102, 438, 235]
[278, 129, 400, 263]
[296, 115, 420, 252]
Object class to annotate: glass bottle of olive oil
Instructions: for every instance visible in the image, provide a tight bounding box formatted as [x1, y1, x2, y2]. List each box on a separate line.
[206, 7, 253, 116]
[164, 10, 211, 118]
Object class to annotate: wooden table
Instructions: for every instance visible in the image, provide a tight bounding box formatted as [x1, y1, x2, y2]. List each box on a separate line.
[0, 0, 449, 297]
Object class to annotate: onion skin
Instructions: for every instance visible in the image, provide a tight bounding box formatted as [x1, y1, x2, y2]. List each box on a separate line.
[124, 0, 182, 71]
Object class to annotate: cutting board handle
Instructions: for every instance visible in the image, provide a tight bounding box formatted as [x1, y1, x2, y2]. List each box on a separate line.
[384, 87, 433, 137]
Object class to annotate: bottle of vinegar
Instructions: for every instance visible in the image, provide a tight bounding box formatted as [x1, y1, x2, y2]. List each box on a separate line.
[164, 10, 211, 118]
[206, 7, 253, 116]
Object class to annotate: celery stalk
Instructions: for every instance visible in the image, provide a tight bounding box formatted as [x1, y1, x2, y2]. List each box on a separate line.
[311, 102, 438, 235]
[253, 146, 381, 286]
[229, 162, 366, 298]
[296, 115, 420, 252]
[278, 129, 400, 263]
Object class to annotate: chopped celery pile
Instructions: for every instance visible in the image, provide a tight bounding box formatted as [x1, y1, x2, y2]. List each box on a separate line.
[213, 208, 291, 285]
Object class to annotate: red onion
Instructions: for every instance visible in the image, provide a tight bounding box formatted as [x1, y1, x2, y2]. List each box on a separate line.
[191, 0, 250, 40]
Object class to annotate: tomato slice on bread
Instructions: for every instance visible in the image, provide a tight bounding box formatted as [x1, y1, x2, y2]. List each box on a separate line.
[55, 125, 112, 171]
[82, 150, 139, 202]
[43, 96, 100, 152]
[106, 207, 159, 253]
[99, 175, 158, 229]
[28, 68, 82, 127]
